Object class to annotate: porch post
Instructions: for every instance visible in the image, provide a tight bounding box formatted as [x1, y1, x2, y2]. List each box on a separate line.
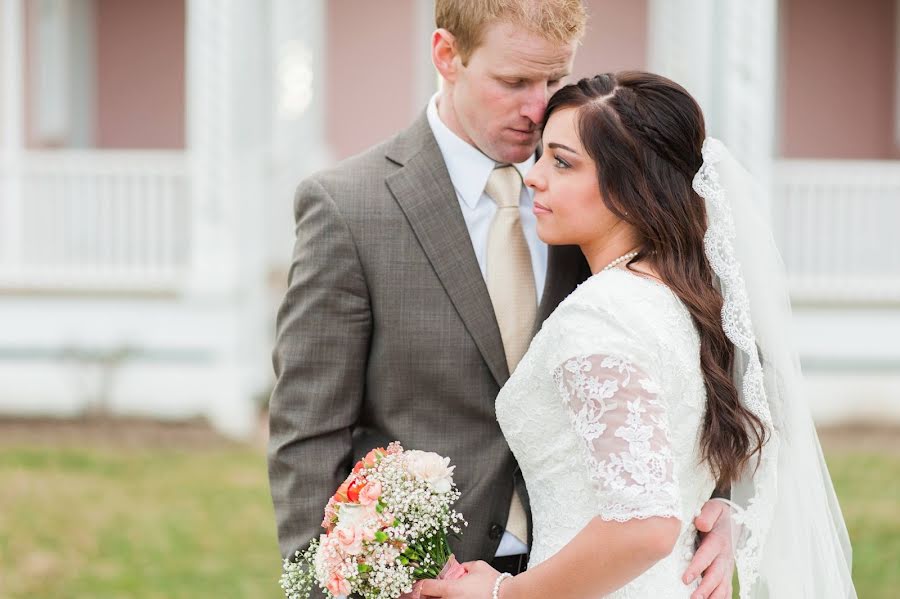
[185, 0, 269, 437]
[647, 0, 717, 114]
[267, 0, 331, 276]
[715, 0, 779, 202]
[647, 0, 778, 210]
[1, 0, 25, 278]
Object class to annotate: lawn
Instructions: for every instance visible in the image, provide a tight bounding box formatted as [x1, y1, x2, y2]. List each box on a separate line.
[0, 425, 897, 598]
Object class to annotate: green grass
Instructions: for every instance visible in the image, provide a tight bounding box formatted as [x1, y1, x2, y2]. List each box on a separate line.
[826, 452, 900, 599]
[0, 445, 282, 598]
[0, 443, 896, 598]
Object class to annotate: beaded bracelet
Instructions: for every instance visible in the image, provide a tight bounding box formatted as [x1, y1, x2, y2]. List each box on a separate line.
[492, 572, 513, 599]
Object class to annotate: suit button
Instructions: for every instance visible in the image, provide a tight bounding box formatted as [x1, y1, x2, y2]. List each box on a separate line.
[489, 523, 504, 540]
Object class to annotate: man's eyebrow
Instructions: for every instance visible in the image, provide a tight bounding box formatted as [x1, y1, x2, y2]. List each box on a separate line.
[496, 69, 571, 81]
[548, 142, 580, 155]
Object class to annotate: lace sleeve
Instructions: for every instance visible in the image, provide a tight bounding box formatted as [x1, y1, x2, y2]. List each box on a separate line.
[552, 354, 681, 523]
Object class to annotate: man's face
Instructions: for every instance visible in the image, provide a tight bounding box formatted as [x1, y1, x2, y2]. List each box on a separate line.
[450, 22, 576, 164]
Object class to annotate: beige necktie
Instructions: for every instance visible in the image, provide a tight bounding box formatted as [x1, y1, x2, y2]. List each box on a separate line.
[484, 164, 536, 546]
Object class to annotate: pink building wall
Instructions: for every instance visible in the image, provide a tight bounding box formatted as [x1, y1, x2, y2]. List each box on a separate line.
[95, 0, 185, 149]
[781, 0, 897, 159]
[572, 0, 648, 79]
[324, 1, 647, 161]
[326, 1, 418, 160]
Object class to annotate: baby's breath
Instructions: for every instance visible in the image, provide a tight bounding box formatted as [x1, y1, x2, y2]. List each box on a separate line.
[280, 444, 468, 598]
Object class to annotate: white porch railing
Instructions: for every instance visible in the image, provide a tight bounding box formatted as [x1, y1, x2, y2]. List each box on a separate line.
[773, 160, 900, 303]
[0, 150, 190, 292]
[1, 152, 897, 301]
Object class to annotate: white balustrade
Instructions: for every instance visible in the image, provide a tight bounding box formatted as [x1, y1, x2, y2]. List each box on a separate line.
[0, 150, 190, 291]
[774, 160, 900, 303]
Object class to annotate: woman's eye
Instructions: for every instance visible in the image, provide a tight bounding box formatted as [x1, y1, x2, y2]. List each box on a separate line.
[554, 156, 570, 169]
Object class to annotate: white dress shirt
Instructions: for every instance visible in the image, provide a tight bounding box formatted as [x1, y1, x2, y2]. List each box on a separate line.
[426, 93, 538, 557]
[426, 94, 547, 305]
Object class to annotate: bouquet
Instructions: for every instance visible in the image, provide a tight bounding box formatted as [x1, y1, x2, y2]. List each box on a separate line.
[280, 442, 468, 599]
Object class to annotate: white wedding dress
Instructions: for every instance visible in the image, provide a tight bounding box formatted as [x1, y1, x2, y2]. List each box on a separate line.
[496, 267, 717, 598]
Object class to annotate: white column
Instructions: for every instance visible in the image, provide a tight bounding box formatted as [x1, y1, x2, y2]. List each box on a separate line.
[647, 0, 778, 210]
[715, 0, 778, 199]
[268, 0, 331, 275]
[185, 0, 270, 438]
[186, 0, 239, 298]
[647, 0, 717, 115]
[1, 0, 25, 278]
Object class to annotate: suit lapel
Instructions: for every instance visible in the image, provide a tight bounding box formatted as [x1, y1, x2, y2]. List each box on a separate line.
[386, 118, 510, 386]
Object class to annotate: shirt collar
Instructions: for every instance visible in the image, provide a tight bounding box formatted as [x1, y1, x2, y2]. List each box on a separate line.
[426, 93, 534, 209]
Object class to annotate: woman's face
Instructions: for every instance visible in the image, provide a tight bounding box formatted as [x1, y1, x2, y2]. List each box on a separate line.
[524, 107, 623, 248]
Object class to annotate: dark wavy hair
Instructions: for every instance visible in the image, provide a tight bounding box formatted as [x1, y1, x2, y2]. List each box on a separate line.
[544, 71, 767, 486]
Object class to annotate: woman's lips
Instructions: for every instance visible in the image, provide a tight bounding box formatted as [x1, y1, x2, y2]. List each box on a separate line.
[533, 201, 552, 215]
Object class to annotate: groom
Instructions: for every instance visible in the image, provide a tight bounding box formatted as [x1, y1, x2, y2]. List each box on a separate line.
[268, 1, 733, 597]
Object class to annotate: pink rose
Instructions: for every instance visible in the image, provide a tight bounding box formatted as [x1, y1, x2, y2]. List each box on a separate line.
[333, 524, 364, 555]
[322, 498, 339, 531]
[326, 572, 351, 596]
[358, 480, 382, 506]
[364, 447, 389, 467]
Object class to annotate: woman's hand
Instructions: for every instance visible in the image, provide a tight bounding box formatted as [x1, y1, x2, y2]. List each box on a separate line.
[418, 560, 507, 599]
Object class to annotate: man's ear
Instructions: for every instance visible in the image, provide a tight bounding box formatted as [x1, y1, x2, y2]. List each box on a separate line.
[432, 28, 461, 84]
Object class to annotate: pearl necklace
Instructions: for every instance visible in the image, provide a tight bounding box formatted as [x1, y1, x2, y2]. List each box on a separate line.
[601, 250, 640, 272]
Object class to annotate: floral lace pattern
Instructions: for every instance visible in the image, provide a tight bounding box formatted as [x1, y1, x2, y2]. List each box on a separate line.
[553, 354, 679, 522]
[694, 138, 780, 597]
[496, 270, 716, 598]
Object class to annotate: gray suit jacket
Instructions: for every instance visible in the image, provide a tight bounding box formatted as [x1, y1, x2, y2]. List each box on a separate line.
[268, 113, 590, 566]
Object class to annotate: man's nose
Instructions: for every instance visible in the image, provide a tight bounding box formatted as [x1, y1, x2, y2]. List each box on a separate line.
[520, 85, 549, 125]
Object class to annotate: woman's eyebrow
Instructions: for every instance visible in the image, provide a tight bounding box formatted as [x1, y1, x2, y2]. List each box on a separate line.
[548, 142, 580, 155]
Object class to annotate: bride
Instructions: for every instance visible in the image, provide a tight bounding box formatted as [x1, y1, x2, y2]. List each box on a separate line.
[421, 72, 856, 598]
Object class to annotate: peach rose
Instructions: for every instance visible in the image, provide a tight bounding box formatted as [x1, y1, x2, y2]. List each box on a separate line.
[321, 498, 339, 531]
[358, 480, 382, 506]
[326, 572, 351, 596]
[363, 448, 386, 467]
[334, 479, 352, 503]
[333, 524, 364, 555]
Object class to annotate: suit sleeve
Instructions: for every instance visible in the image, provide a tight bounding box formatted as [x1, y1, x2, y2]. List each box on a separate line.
[267, 176, 371, 560]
